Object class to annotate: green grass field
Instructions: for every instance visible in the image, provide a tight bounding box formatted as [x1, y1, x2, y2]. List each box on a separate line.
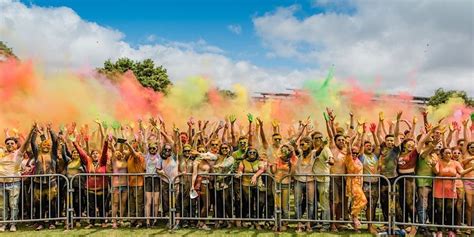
[0, 225, 372, 237]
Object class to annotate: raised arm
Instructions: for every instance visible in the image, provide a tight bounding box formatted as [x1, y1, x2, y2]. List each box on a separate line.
[48, 124, 59, 162]
[394, 111, 402, 147]
[247, 113, 254, 147]
[21, 124, 36, 155]
[73, 141, 91, 167]
[324, 113, 335, 149]
[99, 139, 109, 167]
[30, 128, 39, 159]
[257, 117, 268, 150]
[462, 119, 470, 155]
[230, 115, 237, 147]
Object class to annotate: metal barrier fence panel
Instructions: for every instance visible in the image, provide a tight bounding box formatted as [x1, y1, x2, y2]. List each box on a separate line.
[171, 173, 277, 227]
[0, 174, 69, 227]
[277, 174, 391, 232]
[68, 173, 172, 228]
[393, 175, 474, 233]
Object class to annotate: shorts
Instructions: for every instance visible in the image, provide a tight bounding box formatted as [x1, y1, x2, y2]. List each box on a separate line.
[363, 182, 380, 209]
[464, 180, 474, 194]
[145, 177, 162, 193]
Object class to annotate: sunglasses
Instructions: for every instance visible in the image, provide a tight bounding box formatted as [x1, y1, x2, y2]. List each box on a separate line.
[273, 138, 282, 141]
[248, 151, 257, 154]
[149, 147, 157, 150]
[6, 142, 15, 146]
[313, 137, 323, 140]
[211, 143, 219, 146]
[164, 149, 172, 152]
[183, 150, 191, 153]
[221, 147, 229, 150]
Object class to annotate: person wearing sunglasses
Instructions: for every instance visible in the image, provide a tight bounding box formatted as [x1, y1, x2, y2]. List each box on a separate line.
[190, 151, 217, 230]
[344, 142, 367, 233]
[156, 143, 179, 227]
[175, 144, 197, 229]
[461, 119, 474, 235]
[271, 143, 297, 231]
[0, 125, 35, 232]
[310, 131, 334, 232]
[230, 136, 248, 227]
[144, 142, 161, 228]
[213, 143, 234, 228]
[294, 137, 317, 233]
[236, 147, 266, 230]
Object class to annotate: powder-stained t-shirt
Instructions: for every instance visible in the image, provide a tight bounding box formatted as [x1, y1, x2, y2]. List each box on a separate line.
[379, 145, 401, 179]
[359, 153, 380, 183]
[312, 146, 333, 183]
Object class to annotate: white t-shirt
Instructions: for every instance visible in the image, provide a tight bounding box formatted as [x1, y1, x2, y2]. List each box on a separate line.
[0, 150, 23, 182]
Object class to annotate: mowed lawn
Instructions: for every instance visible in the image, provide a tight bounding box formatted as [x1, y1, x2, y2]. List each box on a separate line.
[0, 226, 373, 237]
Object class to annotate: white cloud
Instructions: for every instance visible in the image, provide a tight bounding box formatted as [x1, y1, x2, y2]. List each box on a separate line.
[0, 0, 302, 93]
[146, 34, 156, 42]
[227, 24, 242, 35]
[253, 1, 474, 96]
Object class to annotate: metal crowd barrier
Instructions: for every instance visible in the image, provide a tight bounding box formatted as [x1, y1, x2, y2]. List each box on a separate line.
[392, 175, 474, 232]
[68, 173, 172, 227]
[0, 174, 69, 226]
[1, 173, 474, 234]
[171, 173, 277, 227]
[277, 174, 391, 232]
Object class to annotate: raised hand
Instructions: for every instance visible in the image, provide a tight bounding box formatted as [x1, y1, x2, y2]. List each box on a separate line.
[396, 111, 403, 120]
[369, 123, 377, 133]
[272, 119, 279, 128]
[187, 117, 195, 127]
[379, 111, 384, 121]
[229, 114, 237, 124]
[256, 117, 263, 126]
[247, 113, 254, 122]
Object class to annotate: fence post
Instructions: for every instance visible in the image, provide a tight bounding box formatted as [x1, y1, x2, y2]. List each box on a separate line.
[388, 179, 396, 235]
[274, 179, 281, 230]
[169, 176, 176, 229]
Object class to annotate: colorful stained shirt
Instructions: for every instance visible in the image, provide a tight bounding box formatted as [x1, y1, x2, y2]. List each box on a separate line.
[312, 146, 333, 183]
[0, 150, 23, 183]
[359, 153, 380, 183]
[128, 153, 145, 187]
[398, 150, 418, 174]
[416, 152, 438, 187]
[330, 147, 346, 174]
[379, 145, 401, 179]
[433, 160, 460, 199]
[145, 153, 160, 174]
[157, 154, 179, 183]
[345, 154, 364, 197]
[295, 150, 317, 182]
[274, 155, 297, 184]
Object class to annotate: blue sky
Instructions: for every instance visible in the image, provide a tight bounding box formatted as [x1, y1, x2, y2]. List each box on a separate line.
[4, 0, 471, 95]
[20, 0, 350, 69]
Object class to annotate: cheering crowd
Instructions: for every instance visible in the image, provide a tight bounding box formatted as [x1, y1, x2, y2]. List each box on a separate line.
[0, 109, 473, 237]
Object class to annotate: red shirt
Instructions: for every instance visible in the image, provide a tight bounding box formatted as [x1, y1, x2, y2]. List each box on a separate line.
[398, 150, 418, 174]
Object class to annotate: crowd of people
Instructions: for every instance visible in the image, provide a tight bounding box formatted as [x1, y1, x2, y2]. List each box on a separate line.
[0, 109, 473, 237]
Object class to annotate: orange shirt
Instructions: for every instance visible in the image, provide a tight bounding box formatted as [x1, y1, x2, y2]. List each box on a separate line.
[433, 160, 460, 199]
[127, 153, 145, 187]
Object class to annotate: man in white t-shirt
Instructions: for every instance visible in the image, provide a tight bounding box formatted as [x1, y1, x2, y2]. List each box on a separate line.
[0, 125, 35, 232]
[311, 131, 334, 231]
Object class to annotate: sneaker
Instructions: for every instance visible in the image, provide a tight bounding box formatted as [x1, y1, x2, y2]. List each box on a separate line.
[49, 224, 56, 230]
[75, 222, 81, 228]
[9, 225, 17, 232]
[36, 224, 44, 231]
[0, 225, 5, 232]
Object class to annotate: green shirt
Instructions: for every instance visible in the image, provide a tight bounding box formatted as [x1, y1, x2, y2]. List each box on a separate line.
[416, 152, 436, 187]
[231, 149, 245, 173]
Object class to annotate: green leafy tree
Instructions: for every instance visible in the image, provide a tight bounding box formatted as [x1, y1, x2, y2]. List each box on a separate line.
[0, 41, 18, 59]
[98, 58, 171, 93]
[428, 88, 474, 107]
